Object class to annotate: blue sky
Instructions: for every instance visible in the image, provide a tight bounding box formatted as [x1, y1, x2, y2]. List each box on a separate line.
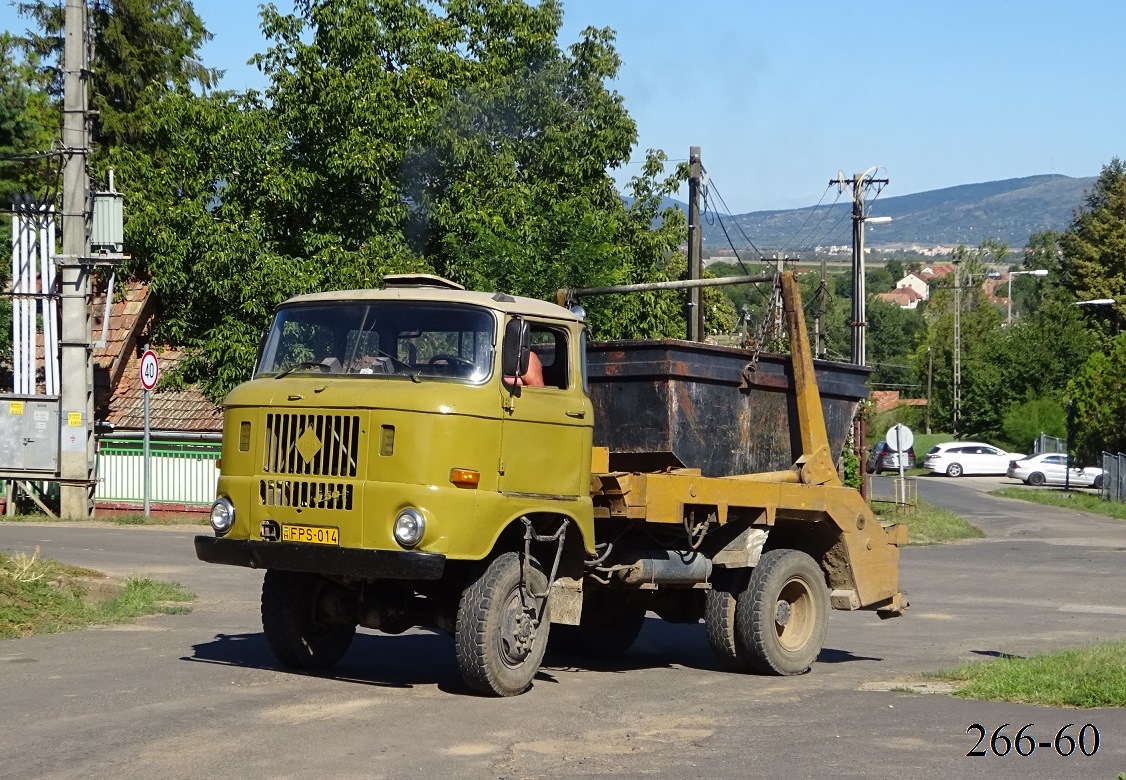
[3, 0, 1122, 213]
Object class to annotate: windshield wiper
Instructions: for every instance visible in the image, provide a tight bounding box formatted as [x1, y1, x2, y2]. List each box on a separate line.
[377, 350, 421, 383]
[273, 360, 329, 379]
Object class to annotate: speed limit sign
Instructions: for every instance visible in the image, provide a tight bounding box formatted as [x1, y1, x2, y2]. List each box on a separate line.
[140, 349, 159, 391]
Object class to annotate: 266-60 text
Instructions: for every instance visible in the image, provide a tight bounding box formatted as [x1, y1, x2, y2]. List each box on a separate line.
[966, 723, 1100, 757]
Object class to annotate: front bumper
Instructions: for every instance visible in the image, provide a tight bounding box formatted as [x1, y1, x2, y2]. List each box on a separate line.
[194, 536, 446, 581]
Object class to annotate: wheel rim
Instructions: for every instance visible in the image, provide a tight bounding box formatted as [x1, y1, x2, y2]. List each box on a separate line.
[498, 585, 540, 668]
[774, 576, 815, 652]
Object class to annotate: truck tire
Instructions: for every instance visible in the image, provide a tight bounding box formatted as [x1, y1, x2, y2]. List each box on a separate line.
[455, 552, 550, 696]
[552, 587, 646, 659]
[736, 549, 828, 675]
[704, 571, 751, 671]
[261, 570, 356, 671]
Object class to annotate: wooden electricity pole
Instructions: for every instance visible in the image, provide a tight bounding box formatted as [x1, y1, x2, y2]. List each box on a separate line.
[687, 147, 703, 341]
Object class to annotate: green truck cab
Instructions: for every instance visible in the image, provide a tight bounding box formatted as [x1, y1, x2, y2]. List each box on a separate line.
[196, 275, 597, 694]
[196, 273, 907, 696]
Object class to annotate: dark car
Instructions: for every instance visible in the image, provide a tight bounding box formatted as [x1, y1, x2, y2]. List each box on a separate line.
[866, 440, 917, 474]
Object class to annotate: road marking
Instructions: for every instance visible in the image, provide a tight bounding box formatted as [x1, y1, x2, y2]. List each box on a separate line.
[1059, 604, 1126, 616]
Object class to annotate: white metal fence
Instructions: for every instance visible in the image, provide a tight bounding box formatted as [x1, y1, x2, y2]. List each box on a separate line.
[96, 436, 220, 506]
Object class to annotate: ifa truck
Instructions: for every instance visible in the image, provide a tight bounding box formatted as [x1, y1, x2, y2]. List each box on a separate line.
[195, 271, 906, 696]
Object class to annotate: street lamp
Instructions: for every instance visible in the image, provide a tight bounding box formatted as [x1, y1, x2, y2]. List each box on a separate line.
[1074, 298, 1116, 306]
[1007, 269, 1049, 325]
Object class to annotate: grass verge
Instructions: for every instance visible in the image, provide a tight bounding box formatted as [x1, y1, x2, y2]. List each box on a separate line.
[991, 486, 1126, 521]
[932, 641, 1126, 708]
[0, 512, 207, 526]
[0, 547, 194, 639]
[871, 499, 984, 545]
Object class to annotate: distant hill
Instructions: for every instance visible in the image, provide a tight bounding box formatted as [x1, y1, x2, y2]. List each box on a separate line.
[684, 174, 1096, 250]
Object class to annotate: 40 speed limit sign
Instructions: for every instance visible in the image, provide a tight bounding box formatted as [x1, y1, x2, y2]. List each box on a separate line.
[140, 349, 159, 391]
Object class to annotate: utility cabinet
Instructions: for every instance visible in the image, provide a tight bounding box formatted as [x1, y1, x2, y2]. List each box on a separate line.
[0, 395, 60, 476]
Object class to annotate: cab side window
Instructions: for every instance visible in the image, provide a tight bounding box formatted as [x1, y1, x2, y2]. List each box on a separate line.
[528, 326, 568, 389]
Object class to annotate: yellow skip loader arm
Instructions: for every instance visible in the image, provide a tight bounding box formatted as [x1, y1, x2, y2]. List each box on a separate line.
[591, 271, 908, 615]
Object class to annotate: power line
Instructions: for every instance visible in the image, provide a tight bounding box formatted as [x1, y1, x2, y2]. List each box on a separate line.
[778, 183, 837, 253]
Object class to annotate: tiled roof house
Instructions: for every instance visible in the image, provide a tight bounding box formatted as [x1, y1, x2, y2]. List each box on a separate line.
[92, 282, 222, 515]
[92, 282, 222, 435]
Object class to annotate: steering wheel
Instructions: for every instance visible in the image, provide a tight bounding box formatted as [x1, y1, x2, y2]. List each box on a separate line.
[428, 354, 476, 373]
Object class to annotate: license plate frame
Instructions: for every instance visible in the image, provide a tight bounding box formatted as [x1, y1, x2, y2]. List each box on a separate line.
[280, 524, 339, 546]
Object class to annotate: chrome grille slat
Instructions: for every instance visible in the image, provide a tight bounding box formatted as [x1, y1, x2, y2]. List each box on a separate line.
[263, 412, 360, 478]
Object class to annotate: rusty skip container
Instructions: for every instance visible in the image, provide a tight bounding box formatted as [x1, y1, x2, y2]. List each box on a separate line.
[586, 339, 870, 477]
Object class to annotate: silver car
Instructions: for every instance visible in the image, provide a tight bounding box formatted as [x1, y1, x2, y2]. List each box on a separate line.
[1007, 453, 1104, 488]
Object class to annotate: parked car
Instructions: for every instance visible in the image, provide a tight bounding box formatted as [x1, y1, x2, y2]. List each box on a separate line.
[923, 441, 1024, 477]
[866, 440, 917, 474]
[1007, 453, 1104, 488]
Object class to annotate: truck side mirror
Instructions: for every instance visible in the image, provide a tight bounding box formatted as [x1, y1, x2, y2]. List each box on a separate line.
[502, 318, 531, 379]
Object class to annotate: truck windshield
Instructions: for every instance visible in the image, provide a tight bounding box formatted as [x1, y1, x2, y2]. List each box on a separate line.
[255, 301, 496, 382]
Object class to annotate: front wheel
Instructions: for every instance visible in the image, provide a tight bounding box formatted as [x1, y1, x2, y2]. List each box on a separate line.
[455, 552, 551, 696]
[946, 463, 964, 478]
[736, 549, 828, 675]
[1093, 474, 1104, 489]
[261, 570, 356, 671]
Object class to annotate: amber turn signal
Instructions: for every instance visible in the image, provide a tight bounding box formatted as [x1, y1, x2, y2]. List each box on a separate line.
[449, 468, 480, 487]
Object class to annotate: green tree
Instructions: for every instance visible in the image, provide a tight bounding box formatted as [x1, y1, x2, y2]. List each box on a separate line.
[1067, 333, 1126, 461]
[112, 0, 691, 399]
[15, 0, 219, 152]
[1059, 158, 1126, 340]
[866, 295, 925, 392]
[1002, 397, 1065, 454]
[0, 32, 57, 211]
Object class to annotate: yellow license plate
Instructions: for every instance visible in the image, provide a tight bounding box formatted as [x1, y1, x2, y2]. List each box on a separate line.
[281, 524, 339, 545]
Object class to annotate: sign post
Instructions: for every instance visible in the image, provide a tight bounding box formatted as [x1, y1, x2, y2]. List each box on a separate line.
[887, 423, 914, 505]
[139, 348, 159, 516]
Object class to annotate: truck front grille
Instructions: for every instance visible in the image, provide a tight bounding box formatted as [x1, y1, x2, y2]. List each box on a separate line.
[263, 413, 360, 477]
[260, 479, 355, 511]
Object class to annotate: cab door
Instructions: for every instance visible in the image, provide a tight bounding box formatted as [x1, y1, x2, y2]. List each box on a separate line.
[498, 321, 592, 500]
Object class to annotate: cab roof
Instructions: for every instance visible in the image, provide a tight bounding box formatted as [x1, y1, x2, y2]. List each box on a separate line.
[282, 285, 581, 322]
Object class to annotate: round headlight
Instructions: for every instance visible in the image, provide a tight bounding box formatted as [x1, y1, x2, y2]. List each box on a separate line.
[209, 497, 235, 535]
[393, 508, 426, 548]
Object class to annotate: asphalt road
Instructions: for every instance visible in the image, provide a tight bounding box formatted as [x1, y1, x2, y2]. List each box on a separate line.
[1, 480, 1124, 780]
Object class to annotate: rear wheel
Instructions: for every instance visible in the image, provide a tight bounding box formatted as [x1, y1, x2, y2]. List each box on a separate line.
[946, 463, 964, 478]
[1093, 474, 1104, 489]
[1028, 471, 1046, 486]
[261, 570, 356, 671]
[705, 570, 751, 671]
[455, 552, 550, 696]
[736, 549, 828, 675]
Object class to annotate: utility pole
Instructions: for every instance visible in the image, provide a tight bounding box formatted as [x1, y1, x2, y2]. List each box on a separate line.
[832, 169, 888, 366]
[952, 262, 961, 438]
[926, 345, 933, 434]
[814, 254, 827, 359]
[687, 147, 703, 341]
[59, 0, 93, 518]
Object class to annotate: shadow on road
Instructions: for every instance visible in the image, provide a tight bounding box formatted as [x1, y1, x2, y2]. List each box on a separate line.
[182, 616, 887, 694]
[183, 630, 467, 691]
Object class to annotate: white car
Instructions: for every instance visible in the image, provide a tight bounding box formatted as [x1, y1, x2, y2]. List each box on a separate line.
[923, 441, 1025, 477]
[1006, 453, 1104, 488]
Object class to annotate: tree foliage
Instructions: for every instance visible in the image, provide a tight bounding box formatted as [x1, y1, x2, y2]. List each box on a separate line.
[1059, 158, 1126, 340]
[1067, 333, 1126, 461]
[104, 0, 690, 399]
